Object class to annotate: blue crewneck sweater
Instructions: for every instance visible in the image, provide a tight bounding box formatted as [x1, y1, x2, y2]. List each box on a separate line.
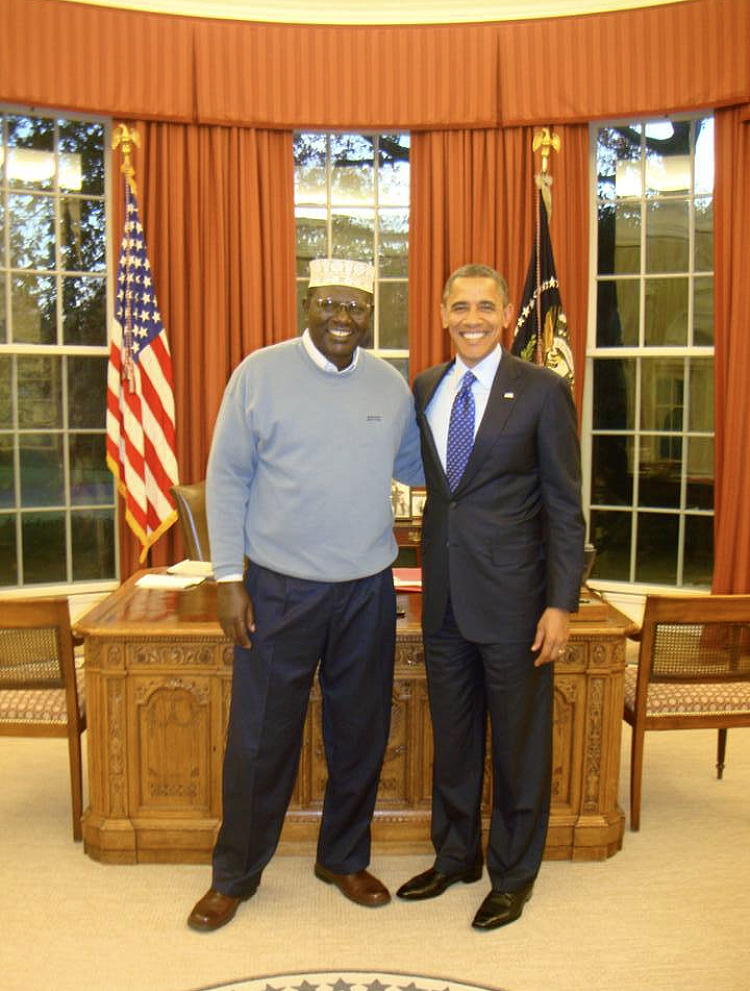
[207, 337, 424, 582]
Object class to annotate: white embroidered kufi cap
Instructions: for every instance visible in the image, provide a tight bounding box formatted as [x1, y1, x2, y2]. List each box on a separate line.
[308, 258, 375, 294]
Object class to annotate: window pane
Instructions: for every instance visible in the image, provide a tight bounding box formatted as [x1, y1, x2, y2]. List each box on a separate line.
[21, 511, 66, 584]
[331, 208, 374, 262]
[69, 433, 112, 505]
[72, 509, 116, 580]
[693, 277, 713, 346]
[689, 358, 713, 432]
[646, 199, 689, 273]
[61, 197, 106, 272]
[20, 434, 64, 507]
[18, 355, 62, 429]
[384, 357, 409, 380]
[294, 133, 327, 205]
[295, 279, 307, 334]
[9, 193, 55, 269]
[0, 435, 13, 508]
[635, 512, 678, 583]
[0, 356, 11, 426]
[596, 279, 639, 347]
[378, 134, 410, 206]
[645, 121, 691, 196]
[330, 135, 374, 205]
[639, 434, 681, 509]
[597, 202, 640, 275]
[591, 435, 633, 505]
[295, 207, 327, 277]
[67, 355, 108, 429]
[0, 197, 5, 269]
[378, 209, 408, 277]
[0, 514, 17, 585]
[640, 356, 683, 431]
[593, 358, 635, 430]
[694, 117, 714, 195]
[683, 515, 713, 585]
[695, 197, 713, 271]
[590, 509, 631, 581]
[686, 436, 713, 510]
[378, 282, 408, 350]
[7, 115, 54, 191]
[597, 125, 641, 201]
[644, 276, 688, 346]
[11, 274, 56, 345]
[58, 119, 105, 196]
[0, 273, 5, 344]
[62, 276, 106, 345]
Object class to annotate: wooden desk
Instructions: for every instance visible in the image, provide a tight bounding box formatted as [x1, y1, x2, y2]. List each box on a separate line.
[76, 572, 635, 864]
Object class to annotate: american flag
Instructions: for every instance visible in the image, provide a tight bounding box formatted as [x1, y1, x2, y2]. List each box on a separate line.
[106, 183, 178, 562]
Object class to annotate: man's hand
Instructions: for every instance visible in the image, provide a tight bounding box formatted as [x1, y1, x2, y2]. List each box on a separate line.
[216, 581, 255, 648]
[531, 607, 570, 667]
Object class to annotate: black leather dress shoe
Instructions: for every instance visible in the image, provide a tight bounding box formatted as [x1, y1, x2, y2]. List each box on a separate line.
[472, 883, 534, 930]
[396, 864, 483, 900]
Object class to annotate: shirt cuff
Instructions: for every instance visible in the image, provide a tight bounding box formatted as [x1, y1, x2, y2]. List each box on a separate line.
[216, 574, 244, 583]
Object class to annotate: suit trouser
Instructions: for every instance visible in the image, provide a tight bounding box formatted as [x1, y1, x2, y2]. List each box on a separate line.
[212, 562, 396, 898]
[424, 599, 553, 893]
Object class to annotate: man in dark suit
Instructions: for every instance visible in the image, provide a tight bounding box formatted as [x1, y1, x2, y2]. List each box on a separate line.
[397, 264, 585, 929]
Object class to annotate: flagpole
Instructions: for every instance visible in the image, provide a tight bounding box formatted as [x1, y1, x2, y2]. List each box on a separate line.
[531, 127, 561, 365]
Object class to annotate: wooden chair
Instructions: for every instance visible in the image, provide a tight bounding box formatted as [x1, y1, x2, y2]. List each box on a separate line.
[623, 593, 750, 830]
[0, 597, 87, 840]
[170, 480, 211, 561]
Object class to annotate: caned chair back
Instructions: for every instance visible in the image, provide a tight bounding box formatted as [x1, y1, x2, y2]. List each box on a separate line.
[0, 597, 86, 840]
[623, 593, 750, 830]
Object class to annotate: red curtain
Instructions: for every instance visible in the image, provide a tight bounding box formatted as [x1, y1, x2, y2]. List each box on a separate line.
[409, 124, 588, 420]
[111, 122, 296, 577]
[712, 109, 750, 593]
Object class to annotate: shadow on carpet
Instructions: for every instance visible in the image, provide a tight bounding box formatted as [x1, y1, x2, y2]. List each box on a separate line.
[188, 971, 511, 991]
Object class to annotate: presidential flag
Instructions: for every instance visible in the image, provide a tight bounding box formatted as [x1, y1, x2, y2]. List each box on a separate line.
[106, 182, 178, 562]
[512, 188, 574, 388]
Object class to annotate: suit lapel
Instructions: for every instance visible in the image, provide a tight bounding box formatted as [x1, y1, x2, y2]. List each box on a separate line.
[416, 361, 453, 495]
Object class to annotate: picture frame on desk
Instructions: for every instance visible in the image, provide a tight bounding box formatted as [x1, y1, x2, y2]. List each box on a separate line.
[410, 488, 427, 518]
[391, 480, 411, 521]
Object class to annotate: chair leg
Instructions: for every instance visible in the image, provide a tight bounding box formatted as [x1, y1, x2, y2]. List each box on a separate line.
[716, 728, 727, 780]
[67, 728, 84, 842]
[630, 722, 645, 831]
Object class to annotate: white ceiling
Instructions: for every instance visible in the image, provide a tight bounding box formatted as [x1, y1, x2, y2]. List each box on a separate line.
[62, 0, 690, 26]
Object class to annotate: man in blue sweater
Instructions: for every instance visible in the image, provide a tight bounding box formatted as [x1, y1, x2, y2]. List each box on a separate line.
[188, 258, 424, 932]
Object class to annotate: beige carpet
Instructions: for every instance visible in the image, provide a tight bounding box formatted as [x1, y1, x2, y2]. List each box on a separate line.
[3, 724, 749, 991]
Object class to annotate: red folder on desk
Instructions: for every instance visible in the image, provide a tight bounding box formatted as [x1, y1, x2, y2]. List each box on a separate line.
[393, 567, 422, 592]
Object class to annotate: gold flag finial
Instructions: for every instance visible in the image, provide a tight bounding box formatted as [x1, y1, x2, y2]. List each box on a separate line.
[532, 127, 561, 175]
[112, 124, 141, 194]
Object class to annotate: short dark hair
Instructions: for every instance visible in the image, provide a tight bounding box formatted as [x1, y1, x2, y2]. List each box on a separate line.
[442, 264, 509, 306]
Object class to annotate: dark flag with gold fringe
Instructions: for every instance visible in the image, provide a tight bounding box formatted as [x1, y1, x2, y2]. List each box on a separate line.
[512, 141, 574, 388]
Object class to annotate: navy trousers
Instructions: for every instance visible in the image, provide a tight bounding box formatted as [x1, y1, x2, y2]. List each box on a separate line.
[424, 599, 553, 893]
[212, 562, 396, 897]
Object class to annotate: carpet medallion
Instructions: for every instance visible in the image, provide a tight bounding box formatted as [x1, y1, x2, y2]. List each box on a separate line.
[188, 971, 510, 991]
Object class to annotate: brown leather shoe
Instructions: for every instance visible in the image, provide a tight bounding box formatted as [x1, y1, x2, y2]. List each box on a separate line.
[314, 863, 391, 907]
[187, 887, 253, 932]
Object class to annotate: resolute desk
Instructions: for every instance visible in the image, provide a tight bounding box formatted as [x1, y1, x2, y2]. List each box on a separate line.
[76, 571, 635, 864]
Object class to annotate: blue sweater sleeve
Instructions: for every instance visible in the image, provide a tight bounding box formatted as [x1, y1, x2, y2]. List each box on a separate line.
[206, 363, 258, 579]
[393, 399, 425, 487]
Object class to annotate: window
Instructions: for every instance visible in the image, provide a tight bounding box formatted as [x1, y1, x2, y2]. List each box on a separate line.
[0, 110, 115, 589]
[585, 115, 714, 588]
[293, 133, 410, 377]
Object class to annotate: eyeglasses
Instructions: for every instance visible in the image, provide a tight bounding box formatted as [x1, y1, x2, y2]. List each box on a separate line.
[314, 297, 372, 321]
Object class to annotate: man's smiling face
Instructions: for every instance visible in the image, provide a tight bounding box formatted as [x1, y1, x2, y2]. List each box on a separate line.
[303, 285, 372, 370]
[441, 276, 513, 367]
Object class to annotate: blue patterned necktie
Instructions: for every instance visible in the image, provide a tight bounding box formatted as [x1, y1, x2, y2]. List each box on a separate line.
[446, 370, 477, 491]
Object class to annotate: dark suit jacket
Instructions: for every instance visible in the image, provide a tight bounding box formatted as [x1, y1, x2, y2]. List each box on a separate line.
[413, 349, 585, 643]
